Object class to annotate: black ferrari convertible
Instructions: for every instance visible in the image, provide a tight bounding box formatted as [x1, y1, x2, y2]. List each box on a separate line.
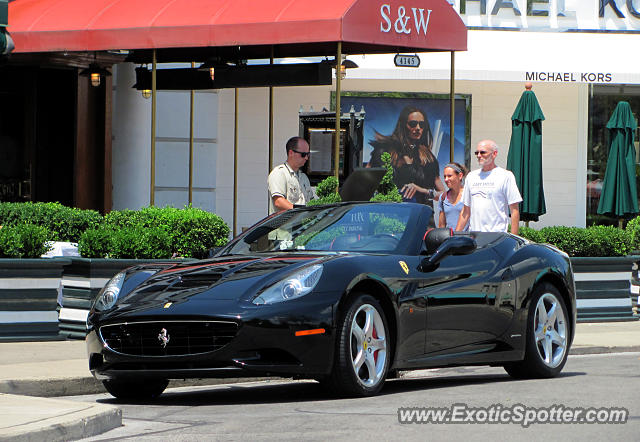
[86, 202, 576, 399]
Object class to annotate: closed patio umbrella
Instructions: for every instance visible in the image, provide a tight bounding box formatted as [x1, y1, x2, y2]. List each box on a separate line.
[506, 83, 546, 222]
[597, 101, 638, 222]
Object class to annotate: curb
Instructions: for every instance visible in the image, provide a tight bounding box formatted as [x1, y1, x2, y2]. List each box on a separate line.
[0, 376, 277, 398]
[0, 394, 122, 442]
[569, 345, 640, 355]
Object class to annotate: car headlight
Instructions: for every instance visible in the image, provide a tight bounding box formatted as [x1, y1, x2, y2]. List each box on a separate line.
[94, 271, 126, 311]
[253, 265, 323, 305]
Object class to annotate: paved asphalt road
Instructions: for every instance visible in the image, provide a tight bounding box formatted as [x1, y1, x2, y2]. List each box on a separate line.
[71, 352, 639, 441]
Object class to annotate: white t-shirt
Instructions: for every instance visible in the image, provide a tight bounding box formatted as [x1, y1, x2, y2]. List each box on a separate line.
[461, 166, 522, 232]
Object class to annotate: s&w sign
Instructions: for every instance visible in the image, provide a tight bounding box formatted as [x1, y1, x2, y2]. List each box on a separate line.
[380, 4, 433, 35]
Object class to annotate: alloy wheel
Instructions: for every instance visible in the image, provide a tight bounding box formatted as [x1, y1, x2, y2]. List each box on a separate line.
[534, 292, 568, 368]
[349, 303, 387, 387]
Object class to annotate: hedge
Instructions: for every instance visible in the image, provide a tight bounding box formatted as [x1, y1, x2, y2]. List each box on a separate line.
[0, 202, 102, 242]
[0, 224, 53, 258]
[519, 224, 634, 257]
[0, 202, 230, 259]
[79, 206, 230, 259]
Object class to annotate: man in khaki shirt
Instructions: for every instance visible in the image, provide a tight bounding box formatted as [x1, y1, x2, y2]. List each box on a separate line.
[268, 136, 315, 214]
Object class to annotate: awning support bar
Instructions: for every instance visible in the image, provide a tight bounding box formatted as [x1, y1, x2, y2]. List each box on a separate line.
[450, 51, 455, 163]
[334, 41, 342, 185]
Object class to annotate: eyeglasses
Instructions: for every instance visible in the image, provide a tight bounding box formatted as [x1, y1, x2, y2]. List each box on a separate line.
[292, 149, 310, 158]
[474, 150, 492, 156]
[407, 120, 425, 129]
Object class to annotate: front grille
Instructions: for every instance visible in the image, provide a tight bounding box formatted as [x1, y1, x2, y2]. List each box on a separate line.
[100, 321, 239, 356]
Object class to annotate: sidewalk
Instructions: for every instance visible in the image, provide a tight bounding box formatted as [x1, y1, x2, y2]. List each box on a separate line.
[0, 321, 638, 441]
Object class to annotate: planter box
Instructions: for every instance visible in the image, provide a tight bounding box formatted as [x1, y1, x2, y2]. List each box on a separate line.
[59, 257, 195, 339]
[570, 256, 639, 323]
[0, 258, 71, 342]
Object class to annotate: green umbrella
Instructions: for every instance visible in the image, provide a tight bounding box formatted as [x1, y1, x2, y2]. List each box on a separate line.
[506, 87, 546, 222]
[597, 101, 639, 220]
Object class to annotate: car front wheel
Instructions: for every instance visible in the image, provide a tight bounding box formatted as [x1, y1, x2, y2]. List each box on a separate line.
[102, 378, 169, 400]
[505, 282, 570, 379]
[326, 293, 391, 397]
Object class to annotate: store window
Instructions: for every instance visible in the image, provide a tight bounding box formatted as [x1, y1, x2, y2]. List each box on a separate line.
[587, 85, 640, 226]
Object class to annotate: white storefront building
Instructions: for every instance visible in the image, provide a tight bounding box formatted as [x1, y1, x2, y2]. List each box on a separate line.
[111, 0, 640, 234]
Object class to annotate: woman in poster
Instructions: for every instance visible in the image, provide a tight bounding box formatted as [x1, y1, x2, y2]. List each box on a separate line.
[368, 105, 444, 205]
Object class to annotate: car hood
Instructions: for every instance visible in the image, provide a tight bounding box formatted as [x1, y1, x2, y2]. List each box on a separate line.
[110, 253, 334, 313]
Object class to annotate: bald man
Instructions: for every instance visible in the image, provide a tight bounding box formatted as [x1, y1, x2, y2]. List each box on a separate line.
[455, 139, 522, 234]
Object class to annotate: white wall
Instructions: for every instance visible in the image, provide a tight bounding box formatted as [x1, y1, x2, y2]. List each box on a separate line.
[112, 63, 151, 210]
[112, 63, 218, 213]
[154, 90, 218, 212]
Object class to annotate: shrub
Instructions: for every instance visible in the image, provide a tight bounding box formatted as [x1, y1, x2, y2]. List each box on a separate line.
[518, 226, 545, 243]
[103, 208, 144, 229]
[100, 206, 229, 259]
[0, 202, 102, 241]
[626, 215, 640, 251]
[307, 192, 342, 206]
[17, 224, 54, 258]
[370, 152, 402, 202]
[0, 224, 52, 258]
[170, 208, 230, 258]
[308, 175, 343, 206]
[316, 176, 339, 198]
[0, 227, 22, 258]
[584, 225, 631, 257]
[523, 225, 632, 257]
[78, 227, 114, 259]
[109, 226, 172, 259]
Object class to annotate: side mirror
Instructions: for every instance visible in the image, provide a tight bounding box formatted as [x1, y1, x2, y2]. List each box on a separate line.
[420, 236, 477, 272]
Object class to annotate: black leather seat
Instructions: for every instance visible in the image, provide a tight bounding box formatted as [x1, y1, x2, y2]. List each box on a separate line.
[424, 227, 453, 254]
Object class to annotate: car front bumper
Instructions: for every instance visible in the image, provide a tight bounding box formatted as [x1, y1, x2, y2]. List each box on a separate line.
[87, 299, 335, 381]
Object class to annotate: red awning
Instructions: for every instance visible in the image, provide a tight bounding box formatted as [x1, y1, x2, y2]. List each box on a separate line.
[8, 0, 466, 55]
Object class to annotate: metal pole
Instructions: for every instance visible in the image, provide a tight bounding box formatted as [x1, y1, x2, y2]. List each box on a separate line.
[334, 42, 342, 184]
[269, 46, 274, 172]
[188, 62, 195, 205]
[449, 51, 455, 163]
[150, 49, 157, 206]
[233, 88, 239, 236]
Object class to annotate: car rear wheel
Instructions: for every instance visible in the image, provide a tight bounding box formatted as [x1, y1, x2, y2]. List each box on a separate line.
[504, 283, 570, 379]
[325, 293, 391, 397]
[102, 378, 169, 400]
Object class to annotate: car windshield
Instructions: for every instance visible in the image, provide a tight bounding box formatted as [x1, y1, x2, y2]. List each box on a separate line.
[224, 204, 416, 255]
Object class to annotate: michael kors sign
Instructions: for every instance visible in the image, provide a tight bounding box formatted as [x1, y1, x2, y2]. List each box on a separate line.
[449, 0, 640, 31]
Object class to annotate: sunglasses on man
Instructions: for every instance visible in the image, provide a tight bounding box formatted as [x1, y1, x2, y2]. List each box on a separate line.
[407, 120, 426, 129]
[292, 149, 310, 158]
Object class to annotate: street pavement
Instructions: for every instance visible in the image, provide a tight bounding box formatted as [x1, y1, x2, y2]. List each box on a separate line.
[0, 320, 638, 441]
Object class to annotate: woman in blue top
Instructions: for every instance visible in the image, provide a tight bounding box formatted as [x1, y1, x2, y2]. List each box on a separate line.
[438, 162, 469, 231]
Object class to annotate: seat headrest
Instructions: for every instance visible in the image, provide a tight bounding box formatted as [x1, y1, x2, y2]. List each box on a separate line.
[424, 228, 453, 254]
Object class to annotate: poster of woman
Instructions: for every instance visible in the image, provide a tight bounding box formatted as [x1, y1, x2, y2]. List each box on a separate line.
[339, 92, 469, 206]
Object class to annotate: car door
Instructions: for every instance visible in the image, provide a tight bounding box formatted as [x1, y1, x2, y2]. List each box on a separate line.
[418, 242, 509, 355]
